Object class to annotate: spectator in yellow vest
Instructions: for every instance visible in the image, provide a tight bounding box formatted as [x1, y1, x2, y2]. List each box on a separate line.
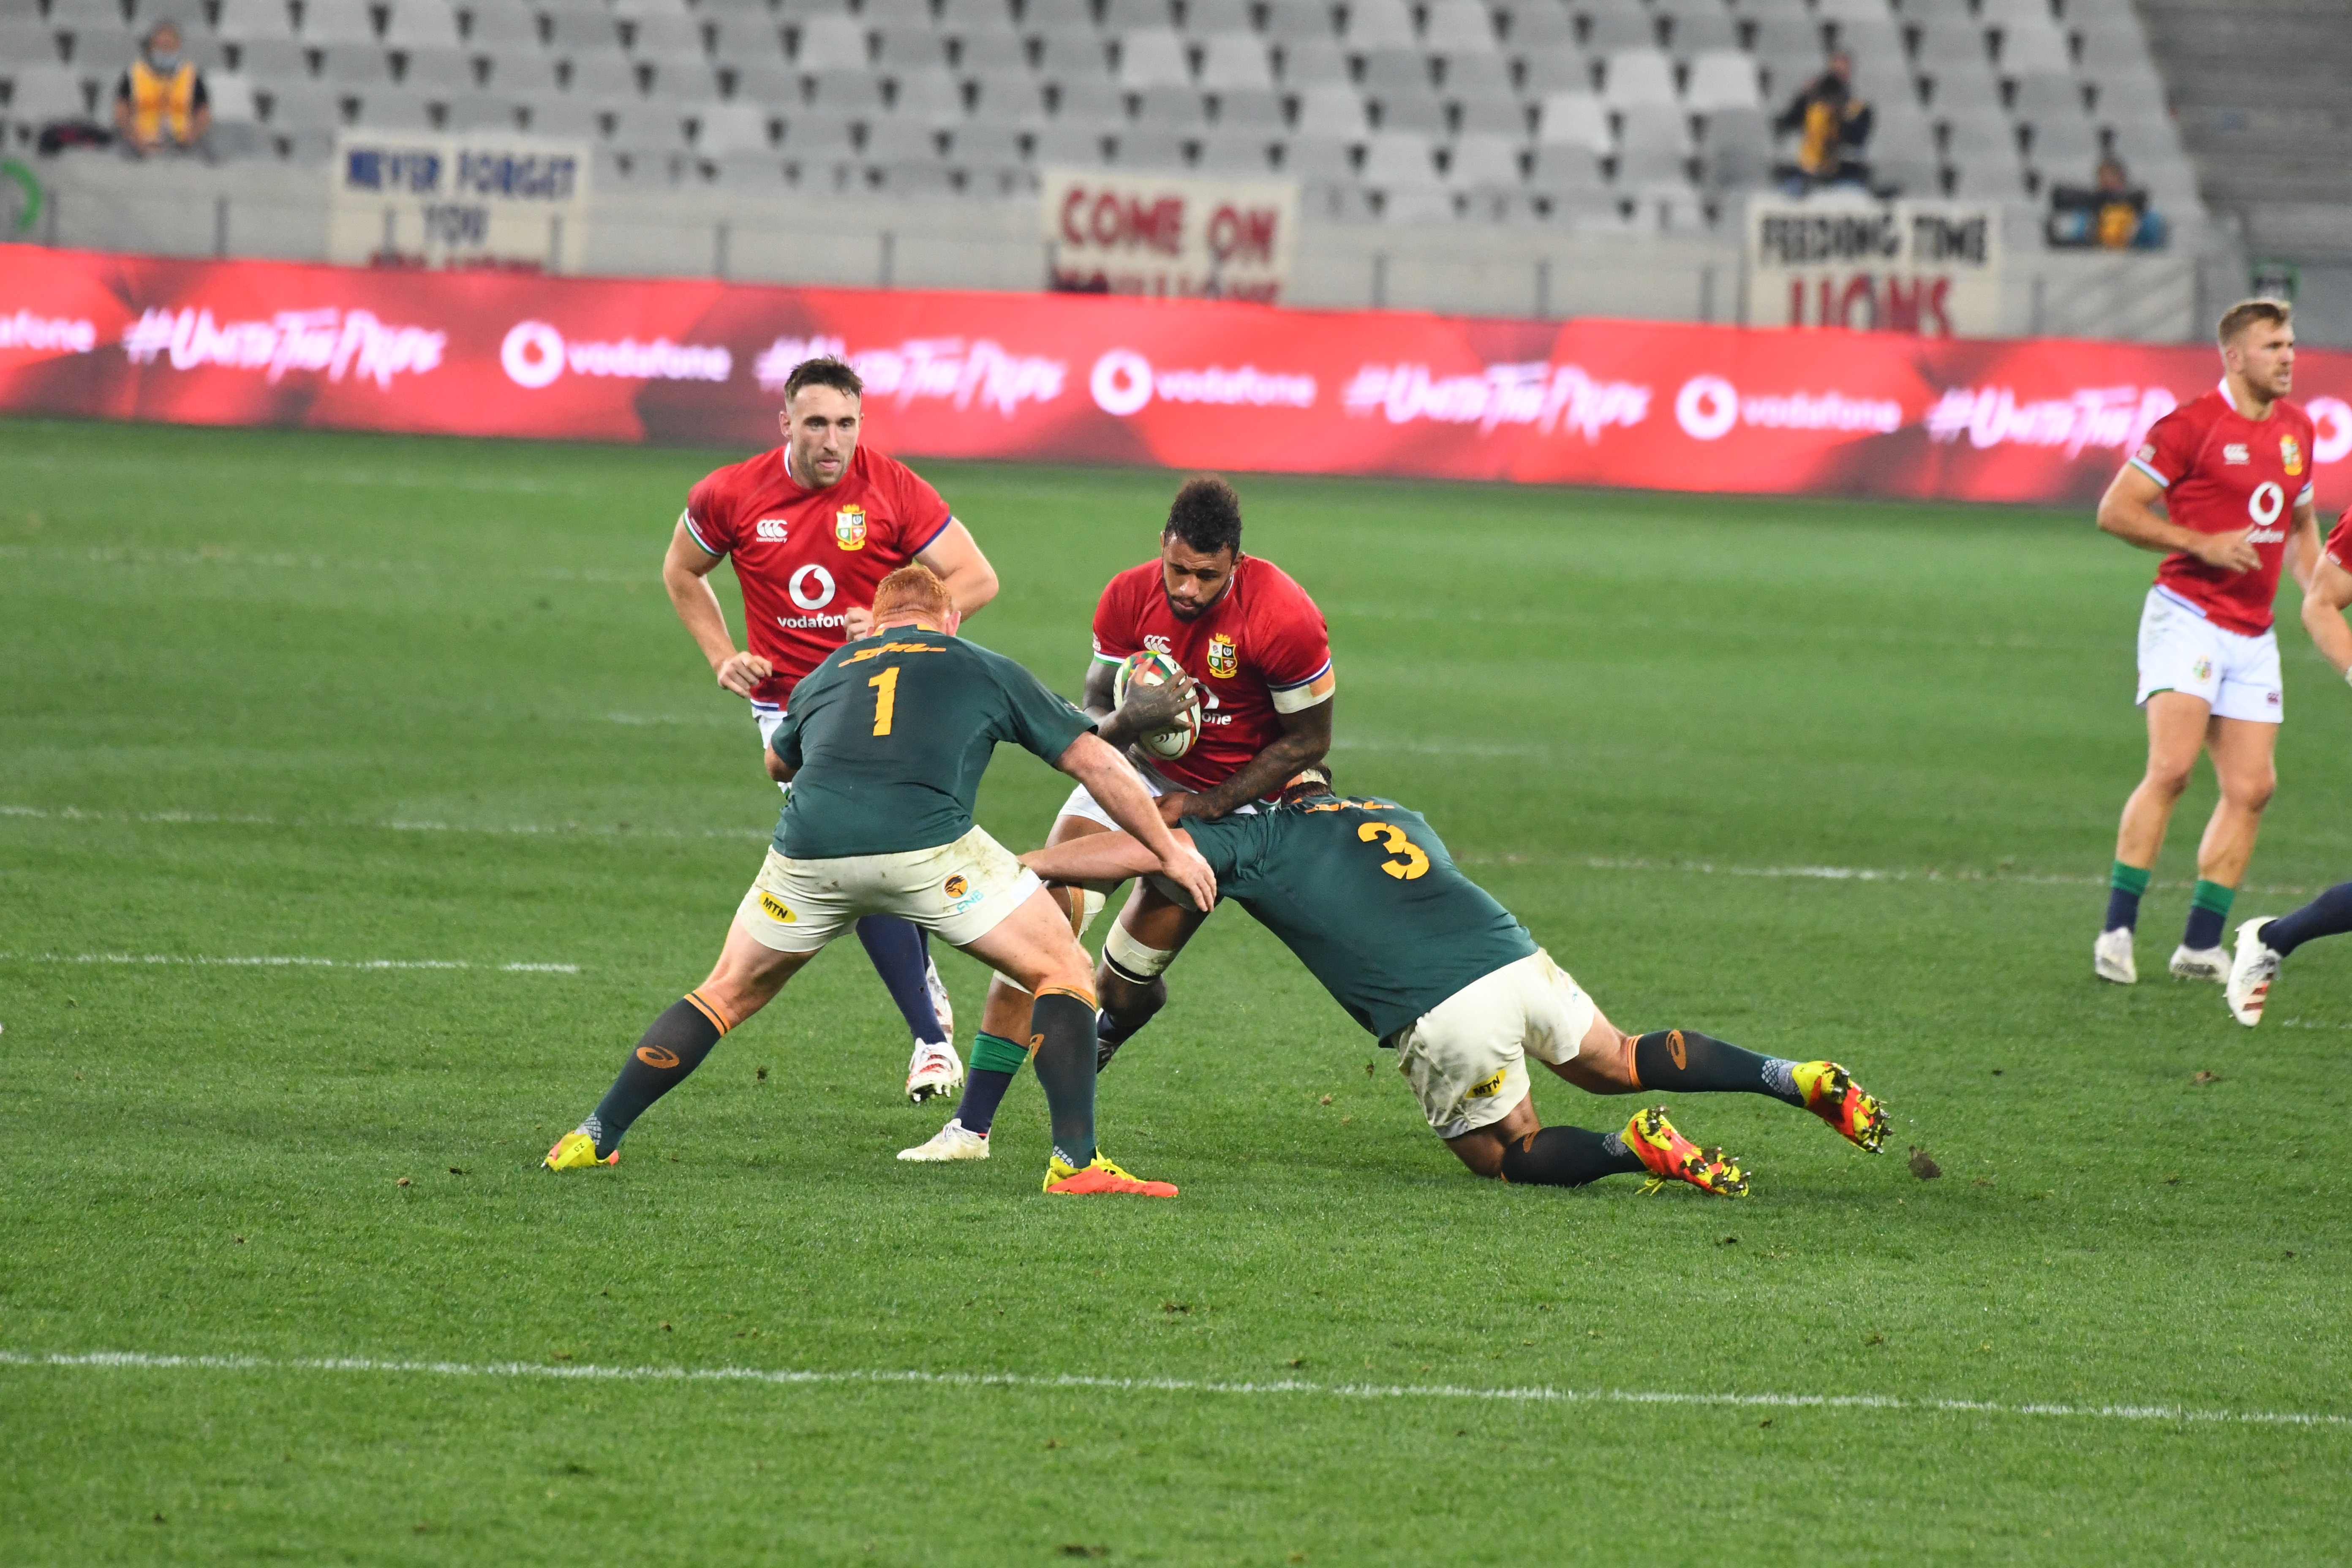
[112, 21, 212, 157]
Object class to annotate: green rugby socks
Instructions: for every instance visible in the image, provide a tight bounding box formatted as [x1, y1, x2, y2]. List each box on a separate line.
[949, 1031, 1029, 1138]
[2183, 879, 2234, 952]
[2104, 860, 2151, 934]
[583, 991, 731, 1157]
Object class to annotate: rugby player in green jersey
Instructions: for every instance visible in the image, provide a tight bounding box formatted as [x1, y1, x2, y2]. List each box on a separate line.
[543, 566, 1217, 1196]
[1021, 770, 1889, 1195]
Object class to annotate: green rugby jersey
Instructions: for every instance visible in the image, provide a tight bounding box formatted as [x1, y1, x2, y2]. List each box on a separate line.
[1183, 794, 1539, 1040]
[770, 628, 1094, 859]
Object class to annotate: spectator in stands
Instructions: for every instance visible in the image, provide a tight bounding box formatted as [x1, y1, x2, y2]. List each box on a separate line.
[2047, 156, 2168, 250]
[112, 21, 211, 159]
[1773, 48, 1873, 194]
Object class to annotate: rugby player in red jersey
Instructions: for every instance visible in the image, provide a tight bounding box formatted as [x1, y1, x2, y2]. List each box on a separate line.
[899, 476, 1335, 1162]
[662, 356, 1002, 1102]
[2091, 299, 2322, 985]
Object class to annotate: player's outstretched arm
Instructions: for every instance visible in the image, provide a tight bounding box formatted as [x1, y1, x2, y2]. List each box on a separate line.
[2300, 555, 2352, 678]
[2095, 466, 2258, 572]
[662, 520, 771, 696]
[915, 521, 1001, 619]
[1055, 733, 1216, 910]
[1020, 829, 1182, 890]
[1178, 690, 1334, 822]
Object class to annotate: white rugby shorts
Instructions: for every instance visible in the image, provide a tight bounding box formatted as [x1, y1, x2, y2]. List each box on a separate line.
[2136, 587, 2282, 724]
[1390, 950, 1597, 1141]
[733, 826, 1040, 954]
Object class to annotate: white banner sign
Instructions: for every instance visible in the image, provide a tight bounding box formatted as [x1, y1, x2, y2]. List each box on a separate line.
[1746, 200, 2003, 338]
[329, 132, 591, 271]
[1042, 168, 1300, 304]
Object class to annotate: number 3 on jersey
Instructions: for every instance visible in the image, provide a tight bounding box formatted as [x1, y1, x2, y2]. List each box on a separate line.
[1358, 820, 1429, 879]
[868, 666, 900, 736]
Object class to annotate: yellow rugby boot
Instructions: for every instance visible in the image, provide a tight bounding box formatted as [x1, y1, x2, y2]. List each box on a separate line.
[543, 1130, 617, 1171]
[1043, 1152, 1178, 1197]
[1790, 1061, 1888, 1153]
[1623, 1108, 1750, 1198]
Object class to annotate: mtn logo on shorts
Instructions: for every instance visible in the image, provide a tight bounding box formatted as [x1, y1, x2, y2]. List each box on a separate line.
[944, 875, 969, 899]
[755, 517, 789, 541]
[834, 505, 867, 550]
[1206, 633, 1239, 680]
[2223, 443, 2249, 465]
[1466, 1067, 1508, 1099]
[759, 891, 796, 923]
[2281, 435, 2303, 476]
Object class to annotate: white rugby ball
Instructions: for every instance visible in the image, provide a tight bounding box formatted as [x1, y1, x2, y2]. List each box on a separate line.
[1113, 649, 1202, 761]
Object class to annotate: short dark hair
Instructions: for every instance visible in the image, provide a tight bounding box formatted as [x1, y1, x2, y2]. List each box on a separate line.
[1278, 765, 1334, 804]
[2216, 298, 2291, 347]
[1164, 476, 1242, 558]
[783, 355, 863, 404]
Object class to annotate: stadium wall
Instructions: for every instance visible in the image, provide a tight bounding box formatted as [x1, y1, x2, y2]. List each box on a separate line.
[5, 242, 2348, 505]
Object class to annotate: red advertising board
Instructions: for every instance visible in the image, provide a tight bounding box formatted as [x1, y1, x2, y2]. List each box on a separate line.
[5, 243, 2349, 507]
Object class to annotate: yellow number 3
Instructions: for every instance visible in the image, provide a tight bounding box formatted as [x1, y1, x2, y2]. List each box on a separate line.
[1357, 821, 1430, 880]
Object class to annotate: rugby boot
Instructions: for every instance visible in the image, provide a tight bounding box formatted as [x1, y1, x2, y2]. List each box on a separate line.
[1043, 1152, 1179, 1197]
[924, 955, 956, 1048]
[543, 1130, 617, 1171]
[898, 1118, 991, 1162]
[905, 1039, 965, 1104]
[1790, 1060, 1888, 1153]
[2225, 918, 2284, 1027]
[1622, 1108, 1750, 1198]
[2093, 926, 2137, 985]
[2169, 943, 2229, 983]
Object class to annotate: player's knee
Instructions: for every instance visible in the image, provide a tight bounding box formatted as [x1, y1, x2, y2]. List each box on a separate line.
[1055, 885, 1108, 938]
[2231, 766, 2278, 812]
[1447, 1132, 1505, 1179]
[1100, 973, 1166, 1029]
[2142, 761, 2193, 800]
[1102, 921, 1178, 986]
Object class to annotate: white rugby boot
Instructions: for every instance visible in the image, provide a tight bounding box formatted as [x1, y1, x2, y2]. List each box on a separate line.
[2225, 919, 2283, 1027]
[904, 1039, 964, 1104]
[924, 953, 955, 1047]
[898, 1118, 990, 1162]
[2169, 943, 2230, 983]
[2093, 926, 2137, 985]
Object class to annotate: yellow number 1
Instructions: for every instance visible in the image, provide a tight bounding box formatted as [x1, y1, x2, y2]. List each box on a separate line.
[1356, 821, 1430, 880]
[868, 665, 900, 736]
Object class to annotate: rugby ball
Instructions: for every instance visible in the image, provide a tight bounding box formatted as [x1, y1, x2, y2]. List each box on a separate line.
[1112, 649, 1202, 761]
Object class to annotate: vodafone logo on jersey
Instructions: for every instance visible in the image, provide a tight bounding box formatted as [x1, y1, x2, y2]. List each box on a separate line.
[121, 306, 445, 388]
[1344, 361, 1647, 439]
[774, 563, 846, 629]
[500, 320, 731, 390]
[1674, 375, 1903, 442]
[1921, 384, 2176, 458]
[1091, 349, 1316, 418]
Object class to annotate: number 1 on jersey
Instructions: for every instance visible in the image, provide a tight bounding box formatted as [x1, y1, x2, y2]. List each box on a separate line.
[868, 665, 900, 736]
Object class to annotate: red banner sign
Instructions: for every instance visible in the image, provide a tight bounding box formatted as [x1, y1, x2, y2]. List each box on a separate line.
[5, 244, 2349, 507]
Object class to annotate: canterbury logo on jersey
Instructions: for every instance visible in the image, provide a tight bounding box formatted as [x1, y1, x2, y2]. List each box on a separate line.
[756, 517, 789, 540]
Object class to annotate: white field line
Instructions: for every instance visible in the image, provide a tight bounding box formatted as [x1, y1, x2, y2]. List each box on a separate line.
[0, 953, 579, 973]
[1, 1349, 2344, 1431]
[4, 802, 2335, 898]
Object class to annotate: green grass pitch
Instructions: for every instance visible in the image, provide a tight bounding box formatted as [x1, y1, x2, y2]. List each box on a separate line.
[3, 416, 2349, 1564]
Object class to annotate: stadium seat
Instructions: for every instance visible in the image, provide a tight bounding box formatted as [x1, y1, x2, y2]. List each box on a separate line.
[939, 0, 1013, 27]
[1037, 33, 1112, 83]
[400, 46, 477, 96]
[707, 149, 790, 188]
[1423, 0, 1500, 51]
[1446, 130, 1521, 189]
[443, 91, 521, 129]
[630, 14, 708, 63]
[1941, 103, 2014, 160]
[1615, 102, 1690, 180]
[1500, 0, 1573, 52]
[68, 30, 142, 95]
[567, 52, 642, 101]
[1382, 184, 1456, 221]
[650, 58, 724, 101]
[261, 78, 343, 130]
[693, 98, 774, 150]
[1696, 101, 1769, 187]
[1111, 122, 1187, 166]
[1535, 89, 1608, 149]
[863, 114, 939, 162]
[954, 26, 1025, 72]
[1054, 75, 1123, 122]
[1580, 5, 1655, 55]
[806, 67, 885, 114]
[548, 10, 624, 55]
[1196, 32, 1272, 89]
[1662, 5, 1736, 58]
[710, 14, 788, 60]
[1360, 126, 1440, 186]
[793, 13, 868, 69]
[1187, 0, 1254, 31]
[301, 0, 380, 44]
[949, 119, 1026, 189]
[1358, 44, 1429, 98]
[1031, 119, 1109, 165]
[1260, 0, 1338, 43]
[204, 71, 260, 122]
[1294, 82, 1368, 138]
[1683, 48, 1756, 111]
[215, 0, 296, 41]
[527, 97, 602, 137]
[6, 66, 89, 144]
[609, 100, 689, 149]
[1215, 85, 1284, 125]
[1101, 0, 1171, 29]
[1599, 46, 1677, 109]
[1527, 139, 1604, 198]
[1519, 47, 1595, 95]
[351, 87, 436, 128]
[1455, 94, 1526, 135]
[0, 17, 60, 66]
[1194, 122, 1274, 171]
[1628, 176, 1707, 233]
[892, 65, 963, 120]
[1377, 90, 1446, 134]
[383, 0, 461, 49]
[1282, 131, 1354, 181]
[1976, 0, 2054, 25]
[2025, 110, 2096, 169]
[1132, 84, 1209, 127]
[782, 114, 856, 182]
[968, 71, 1048, 122]
[1024, 0, 1095, 35]
[1437, 48, 1511, 96]
[485, 51, 560, 98]
[318, 44, 394, 87]
[1946, 158, 2025, 199]
[1116, 27, 1191, 88]
[464, 5, 541, 52]
[1343, 0, 1416, 50]
[1813, 0, 1889, 22]
[229, 34, 306, 82]
[2009, 70, 2084, 123]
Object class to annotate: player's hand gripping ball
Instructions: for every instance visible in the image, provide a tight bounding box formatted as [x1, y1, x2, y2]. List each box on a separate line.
[1113, 650, 1202, 761]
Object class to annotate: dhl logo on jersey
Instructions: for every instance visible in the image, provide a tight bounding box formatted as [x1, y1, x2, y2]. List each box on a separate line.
[834, 506, 867, 550]
[844, 640, 946, 663]
[2282, 435, 2304, 476]
[1206, 633, 1239, 679]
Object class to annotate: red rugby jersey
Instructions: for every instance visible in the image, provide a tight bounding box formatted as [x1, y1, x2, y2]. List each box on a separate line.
[2324, 507, 2352, 571]
[1089, 554, 1334, 795]
[683, 444, 953, 707]
[2129, 382, 2318, 636]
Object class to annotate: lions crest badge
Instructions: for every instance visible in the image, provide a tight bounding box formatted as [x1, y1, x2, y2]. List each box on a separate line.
[1206, 633, 1239, 680]
[2281, 435, 2304, 477]
[834, 505, 868, 550]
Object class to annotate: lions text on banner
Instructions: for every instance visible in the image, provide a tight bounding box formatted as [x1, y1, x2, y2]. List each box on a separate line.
[1040, 169, 1299, 303]
[3, 244, 2347, 506]
[328, 132, 591, 271]
[1746, 201, 2002, 337]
